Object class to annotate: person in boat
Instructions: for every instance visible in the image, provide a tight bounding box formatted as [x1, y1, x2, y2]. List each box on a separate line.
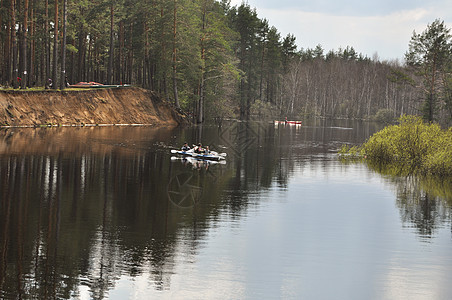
[181, 142, 191, 151]
[203, 146, 210, 154]
[194, 143, 204, 154]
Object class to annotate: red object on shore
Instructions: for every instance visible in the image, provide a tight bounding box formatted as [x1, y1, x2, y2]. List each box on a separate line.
[69, 81, 104, 87]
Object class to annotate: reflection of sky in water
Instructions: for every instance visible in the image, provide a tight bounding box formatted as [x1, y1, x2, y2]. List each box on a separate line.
[3, 124, 448, 300]
[102, 161, 452, 299]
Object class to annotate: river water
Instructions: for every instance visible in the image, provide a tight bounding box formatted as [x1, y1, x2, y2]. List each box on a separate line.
[0, 120, 451, 300]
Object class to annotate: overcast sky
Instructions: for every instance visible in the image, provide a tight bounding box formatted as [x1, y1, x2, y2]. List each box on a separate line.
[229, 0, 452, 61]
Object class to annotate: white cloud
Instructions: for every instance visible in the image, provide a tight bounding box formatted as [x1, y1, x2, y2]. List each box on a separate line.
[229, 0, 452, 60]
[256, 8, 416, 60]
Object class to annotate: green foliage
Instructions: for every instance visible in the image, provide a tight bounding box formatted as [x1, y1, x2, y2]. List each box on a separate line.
[387, 69, 415, 86]
[66, 44, 79, 54]
[405, 19, 452, 122]
[373, 108, 396, 124]
[250, 100, 277, 119]
[4, 1, 452, 125]
[338, 144, 363, 160]
[342, 115, 452, 177]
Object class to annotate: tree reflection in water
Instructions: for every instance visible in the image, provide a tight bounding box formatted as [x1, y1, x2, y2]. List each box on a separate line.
[365, 161, 452, 239]
[0, 122, 450, 299]
[0, 126, 184, 299]
[393, 176, 451, 239]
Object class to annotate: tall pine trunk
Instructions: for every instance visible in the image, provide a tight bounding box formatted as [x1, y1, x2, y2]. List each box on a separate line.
[11, 0, 18, 89]
[160, 3, 168, 100]
[119, 20, 124, 85]
[127, 24, 133, 84]
[107, 4, 114, 84]
[52, 0, 58, 89]
[0, 0, 2, 78]
[44, 0, 50, 87]
[20, 0, 29, 88]
[172, 0, 180, 108]
[60, 0, 67, 89]
[29, 1, 35, 86]
[77, 25, 86, 82]
[197, 1, 207, 124]
[3, 0, 11, 86]
[198, 74, 205, 124]
[142, 21, 149, 88]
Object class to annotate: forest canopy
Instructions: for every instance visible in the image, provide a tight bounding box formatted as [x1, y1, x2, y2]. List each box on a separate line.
[1, 0, 451, 125]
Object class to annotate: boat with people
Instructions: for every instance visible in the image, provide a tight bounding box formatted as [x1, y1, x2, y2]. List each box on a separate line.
[171, 155, 226, 166]
[171, 143, 226, 161]
[274, 120, 302, 125]
[171, 149, 226, 161]
[274, 117, 302, 125]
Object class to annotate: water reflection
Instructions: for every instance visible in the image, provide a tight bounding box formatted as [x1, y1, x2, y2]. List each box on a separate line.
[364, 160, 452, 239]
[385, 176, 452, 239]
[0, 121, 451, 299]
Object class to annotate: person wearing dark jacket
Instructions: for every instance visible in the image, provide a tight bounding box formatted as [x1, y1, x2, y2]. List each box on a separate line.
[181, 143, 191, 151]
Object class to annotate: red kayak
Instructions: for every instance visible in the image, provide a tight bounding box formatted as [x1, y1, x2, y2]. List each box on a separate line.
[274, 120, 302, 125]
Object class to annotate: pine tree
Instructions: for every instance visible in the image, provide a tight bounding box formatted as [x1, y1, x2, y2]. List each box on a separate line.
[405, 19, 452, 121]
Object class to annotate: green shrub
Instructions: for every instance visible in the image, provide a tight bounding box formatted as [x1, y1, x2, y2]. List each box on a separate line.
[338, 144, 363, 159]
[340, 115, 452, 177]
[373, 108, 396, 124]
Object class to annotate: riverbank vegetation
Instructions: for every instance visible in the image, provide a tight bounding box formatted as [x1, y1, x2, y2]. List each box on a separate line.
[339, 115, 452, 177]
[1, 1, 451, 125]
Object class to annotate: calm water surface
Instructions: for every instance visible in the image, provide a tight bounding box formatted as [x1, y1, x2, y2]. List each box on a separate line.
[0, 120, 451, 300]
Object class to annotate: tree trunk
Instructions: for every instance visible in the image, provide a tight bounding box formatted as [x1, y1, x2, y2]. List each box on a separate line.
[11, 0, 18, 89]
[0, 0, 2, 79]
[107, 4, 114, 84]
[172, 0, 180, 108]
[143, 20, 149, 88]
[3, 0, 11, 86]
[44, 0, 50, 87]
[160, 4, 168, 100]
[77, 26, 86, 82]
[70, 37, 75, 83]
[29, 1, 35, 86]
[198, 75, 205, 124]
[60, 0, 67, 89]
[20, 0, 29, 88]
[128, 24, 133, 84]
[87, 36, 92, 81]
[197, 1, 207, 123]
[427, 55, 437, 122]
[52, 0, 58, 89]
[259, 42, 265, 101]
[119, 20, 124, 85]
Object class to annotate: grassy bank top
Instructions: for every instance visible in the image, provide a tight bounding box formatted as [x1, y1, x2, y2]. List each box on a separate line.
[0, 86, 132, 93]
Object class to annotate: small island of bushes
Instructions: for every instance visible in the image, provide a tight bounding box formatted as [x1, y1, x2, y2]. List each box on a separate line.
[339, 115, 452, 177]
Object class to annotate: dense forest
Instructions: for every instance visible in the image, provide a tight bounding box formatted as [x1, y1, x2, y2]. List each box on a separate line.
[1, 0, 451, 125]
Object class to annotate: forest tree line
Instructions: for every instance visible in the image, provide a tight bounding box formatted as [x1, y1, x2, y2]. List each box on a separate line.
[1, 0, 451, 125]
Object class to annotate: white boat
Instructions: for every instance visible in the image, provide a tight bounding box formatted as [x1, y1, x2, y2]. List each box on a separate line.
[170, 149, 226, 161]
[171, 156, 226, 166]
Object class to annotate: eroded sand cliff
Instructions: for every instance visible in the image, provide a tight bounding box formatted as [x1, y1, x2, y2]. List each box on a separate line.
[0, 87, 186, 127]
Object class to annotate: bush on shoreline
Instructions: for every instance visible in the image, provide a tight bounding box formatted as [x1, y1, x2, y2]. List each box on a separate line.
[339, 115, 452, 177]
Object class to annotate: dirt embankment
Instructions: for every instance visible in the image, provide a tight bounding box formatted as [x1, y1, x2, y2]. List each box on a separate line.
[0, 87, 187, 127]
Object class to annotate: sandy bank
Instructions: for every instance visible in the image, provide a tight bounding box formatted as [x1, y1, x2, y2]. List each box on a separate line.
[0, 87, 186, 127]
